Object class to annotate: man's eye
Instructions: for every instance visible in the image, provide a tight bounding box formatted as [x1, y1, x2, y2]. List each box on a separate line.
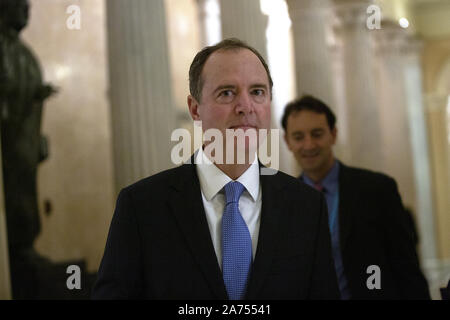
[252, 89, 264, 96]
[312, 132, 323, 138]
[220, 90, 234, 97]
[216, 90, 235, 103]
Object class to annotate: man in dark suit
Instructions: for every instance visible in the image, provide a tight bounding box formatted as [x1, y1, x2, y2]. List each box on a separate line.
[282, 95, 430, 300]
[92, 39, 340, 299]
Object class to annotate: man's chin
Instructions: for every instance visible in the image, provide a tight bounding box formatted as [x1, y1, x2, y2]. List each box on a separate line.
[298, 159, 320, 172]
[227, 144, 258, 165]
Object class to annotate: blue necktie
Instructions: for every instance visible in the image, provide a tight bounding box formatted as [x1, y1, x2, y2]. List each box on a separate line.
[222, 181, 252, 300]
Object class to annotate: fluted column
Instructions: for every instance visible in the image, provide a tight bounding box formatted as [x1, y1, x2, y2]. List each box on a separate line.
[375, 21, 416, 209]
[219, 0, 268, 60]
[286, 0, 335, 107]
[423, 94, 449, 261]
[376, 22, 438, 266]
[0, 140, 11, 299]
[329, 41, 351, 163]
[196, 0, 209, 47]
[196, 0, 222, 47]
[106, 0, 176, 191]
[402, 38, 438, 262]
[333, 0, 383, 171]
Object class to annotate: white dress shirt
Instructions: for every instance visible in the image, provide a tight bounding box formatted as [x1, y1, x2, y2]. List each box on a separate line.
[195, 148, 262, 269]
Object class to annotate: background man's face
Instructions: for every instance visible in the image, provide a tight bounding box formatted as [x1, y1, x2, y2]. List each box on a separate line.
[188, 48, 271, 161]
[0, 0, 29, 32]
[285, 110, 336, 174]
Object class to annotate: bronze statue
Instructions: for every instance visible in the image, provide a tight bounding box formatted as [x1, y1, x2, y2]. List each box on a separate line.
[0, 0, 57, 298]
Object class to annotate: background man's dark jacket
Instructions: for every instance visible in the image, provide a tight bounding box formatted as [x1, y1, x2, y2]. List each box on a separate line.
[335, 162, 430, 299]
[92, 160, 340, 299]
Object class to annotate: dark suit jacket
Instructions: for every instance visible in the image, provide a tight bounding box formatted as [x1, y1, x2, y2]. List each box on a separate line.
[92, 158, 340, 299]
[335, 162, 430, 299]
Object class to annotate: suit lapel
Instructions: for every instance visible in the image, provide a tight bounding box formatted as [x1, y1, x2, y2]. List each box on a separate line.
[167, 158, 228, 299]
[167, 158, 286, 299]
[338, 163, 356, 252]
[245, 166, 284, 299]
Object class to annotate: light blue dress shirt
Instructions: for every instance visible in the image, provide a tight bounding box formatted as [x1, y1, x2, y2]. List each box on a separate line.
[302, 160, 351, 300]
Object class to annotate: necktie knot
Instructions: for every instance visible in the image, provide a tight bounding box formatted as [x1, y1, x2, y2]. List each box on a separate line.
[314, 183, 325, 193]
[224, 181, 245, 205]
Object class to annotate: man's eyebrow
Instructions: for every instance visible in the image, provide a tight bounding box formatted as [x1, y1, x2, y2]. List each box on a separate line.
[213, 83, 269, 93]
[213, 85, 236, 94]
[250, 83, 269, 89]
[291, 128, 324, 135]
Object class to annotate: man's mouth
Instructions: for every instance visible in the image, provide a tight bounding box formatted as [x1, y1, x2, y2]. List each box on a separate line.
[301, 152, 319, 159]
[229, 125, 257, 130]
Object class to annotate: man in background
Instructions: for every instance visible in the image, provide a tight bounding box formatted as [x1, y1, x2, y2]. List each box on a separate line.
[282, 95, 430, 299]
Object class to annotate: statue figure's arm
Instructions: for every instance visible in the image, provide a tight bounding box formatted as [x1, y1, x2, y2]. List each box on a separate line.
[35, 83, 58, 102]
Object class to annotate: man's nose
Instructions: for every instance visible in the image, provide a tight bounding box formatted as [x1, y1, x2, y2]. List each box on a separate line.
[235, 92, 253, 115]
[303, 135, 315, 149]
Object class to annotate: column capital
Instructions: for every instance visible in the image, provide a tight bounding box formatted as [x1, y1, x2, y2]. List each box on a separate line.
[286, 0, 330, 14]
[404, 36, 424, 56]
[374, 20, 410, 56]
[374, 20, 424, 57]
[332, 0, 374, 31]
[286, 0, 334, 30]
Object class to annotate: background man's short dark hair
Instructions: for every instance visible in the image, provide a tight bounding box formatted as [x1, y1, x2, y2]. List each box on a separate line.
[281, 95, 336, 131]
[189, 38, 273, 103]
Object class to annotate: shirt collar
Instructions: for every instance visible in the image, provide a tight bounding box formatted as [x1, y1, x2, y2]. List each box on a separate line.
[195, 148, 260, 202]
[303, 159, 340, 195]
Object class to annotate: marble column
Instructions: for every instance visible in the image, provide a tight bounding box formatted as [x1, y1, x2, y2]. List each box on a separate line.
[219, 0, 269, 60]
[422, 94, 447, 298]
[329, 41, 352, 164]
[332, 0, 383, 171]
[406, 81, 439, 263]
[106, 0, 176, 191]
[374, 21, 416, 209]
[286, 0, 335, 107]
[0, 141, 12, 299]
[196, 0, 222, 47]
[196, 0, 209, 47]
[375, 23, 438, 264]
[418, 94, 450, 265]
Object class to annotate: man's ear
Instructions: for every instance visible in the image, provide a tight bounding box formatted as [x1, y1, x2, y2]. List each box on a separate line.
[331, 126, 337, 144]
[187, 95, 201, 121]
